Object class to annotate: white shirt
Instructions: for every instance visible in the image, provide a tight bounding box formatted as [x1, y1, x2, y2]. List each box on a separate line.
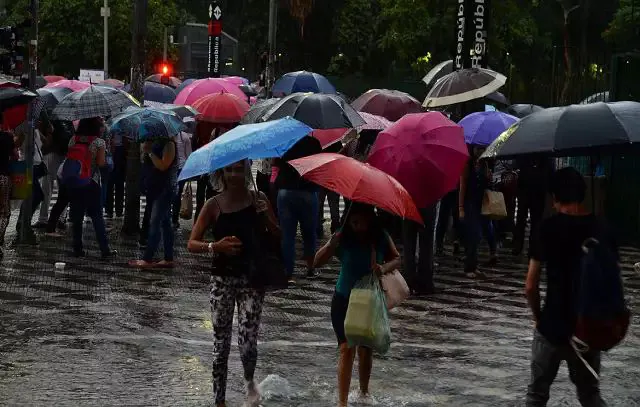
[20, 128, 44, 165]
[176, 131, 192, 169]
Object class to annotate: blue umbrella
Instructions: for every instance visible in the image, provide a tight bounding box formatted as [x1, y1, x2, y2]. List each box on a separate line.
[108, 106, 184, 141]
[143, 82, 177, 103]
[178, 117, 313, 181]
[272, 71, 336, 97]
[174, 78, 197, 95]
[459, 111, 518, 146]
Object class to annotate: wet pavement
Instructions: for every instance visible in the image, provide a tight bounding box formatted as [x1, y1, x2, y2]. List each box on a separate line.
[1, 201, 639, 406]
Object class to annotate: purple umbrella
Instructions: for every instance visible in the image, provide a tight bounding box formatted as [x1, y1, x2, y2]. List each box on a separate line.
[458, 111, 518, 146]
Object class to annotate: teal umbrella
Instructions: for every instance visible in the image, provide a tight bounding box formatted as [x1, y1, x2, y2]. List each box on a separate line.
[108, 106, 184, 141]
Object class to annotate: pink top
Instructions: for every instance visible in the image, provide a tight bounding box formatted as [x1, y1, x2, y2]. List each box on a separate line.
[270, 166, 279, 183]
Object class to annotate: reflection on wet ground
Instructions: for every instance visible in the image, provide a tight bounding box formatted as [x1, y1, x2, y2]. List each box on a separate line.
[0, 217, 639, 406]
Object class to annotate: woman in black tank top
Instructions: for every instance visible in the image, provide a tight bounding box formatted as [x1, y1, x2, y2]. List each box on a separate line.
[187, 160, 279, 407]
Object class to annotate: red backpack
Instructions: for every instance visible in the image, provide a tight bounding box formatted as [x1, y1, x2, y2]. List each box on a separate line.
[60, 136, 96, 187]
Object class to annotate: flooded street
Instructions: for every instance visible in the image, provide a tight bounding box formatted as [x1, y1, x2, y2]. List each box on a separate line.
[1, 213, 639, 406]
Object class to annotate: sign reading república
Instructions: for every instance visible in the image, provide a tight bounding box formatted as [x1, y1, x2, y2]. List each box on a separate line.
[208, 1, 222, 77]
[455, 0, 490, 70]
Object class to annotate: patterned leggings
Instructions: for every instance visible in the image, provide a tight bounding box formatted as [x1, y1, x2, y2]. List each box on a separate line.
[210, 275, 264, 404]
[0, 175, 11, 245]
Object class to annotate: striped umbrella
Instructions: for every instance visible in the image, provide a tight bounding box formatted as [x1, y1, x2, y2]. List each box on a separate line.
[422, 68, 507, 108]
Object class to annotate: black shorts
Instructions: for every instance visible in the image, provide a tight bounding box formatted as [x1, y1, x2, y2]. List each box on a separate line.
[331, 292, 349, 344]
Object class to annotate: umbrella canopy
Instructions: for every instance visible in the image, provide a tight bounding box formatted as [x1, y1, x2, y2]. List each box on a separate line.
[35, 87, 73, 118]
[481, 102, 640, 159]
[238, 84, 258, 97]
[272, 71, 336, 97]
[459, 111, 518, 146]
[143, 82, 177, 103]
[422, 60, 454, 89]
[351, 89, 422, 121]
[0, 87, 38, 110]
[240, 98, 280, 124]
[0, 76, 21, 88]
[192, 92, 250, 123]
[174, 78, 246, 105]
[51, 85, 140, 121]
[142, 101, 199, 119]
[179, 117, 313, 181]
[505, 104, 544, 118]
[423, 68, 507, 108]
[223, 76, 249, 86]
[145, 74, 182, 88]
[368, 112, 469, 208]
[262, 93, 365, 129]
[108, 107, 184, 141]
[288, 153, 423, 224]
[486, 91, 510, 106]
[45, 79, 91, 92]
[44, 75, 66, 84]
[357, 111, 394, 131]
[174, 78, 196, 95]
[99, 79, 125, 89]
[580, 91, 610, 105]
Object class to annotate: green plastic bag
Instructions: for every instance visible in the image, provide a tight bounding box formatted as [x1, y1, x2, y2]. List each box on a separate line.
[344, 274, 391, 354]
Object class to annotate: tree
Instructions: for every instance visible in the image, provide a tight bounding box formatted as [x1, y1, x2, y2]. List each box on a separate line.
[288, 0, 315, 38]
[333, 0, 377, 72]
[603, 0, 640, 51]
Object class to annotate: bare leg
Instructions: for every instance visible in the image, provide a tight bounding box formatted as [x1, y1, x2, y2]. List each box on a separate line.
[357, 346, 373, 395]
[337, 343, 356, 407]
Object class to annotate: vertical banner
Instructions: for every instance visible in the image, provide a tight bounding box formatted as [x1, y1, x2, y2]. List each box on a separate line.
[469, 0, 490, 69]
[208, 1, 222, 77]
[454, 0, 466, 70]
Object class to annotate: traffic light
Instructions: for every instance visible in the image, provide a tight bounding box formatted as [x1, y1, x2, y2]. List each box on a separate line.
[156, 62, 172, 85]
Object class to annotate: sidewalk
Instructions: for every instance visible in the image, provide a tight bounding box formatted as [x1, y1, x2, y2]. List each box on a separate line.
[0, 214, 639, 406]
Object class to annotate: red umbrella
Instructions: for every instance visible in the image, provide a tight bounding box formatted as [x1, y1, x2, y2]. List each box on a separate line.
[192, 92, 250, 123]
[351, 89, 422, 121]
[0, 77, 21, 88]
[44, 75, 66, 84]
[288, 153, 423, 224]
[312, 128, 348, 148]
[368, 112, 468, 208]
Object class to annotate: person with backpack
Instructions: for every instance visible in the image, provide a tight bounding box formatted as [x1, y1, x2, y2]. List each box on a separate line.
[525, 166, 627, 406]
[60, 117, 116, 258]
[129, 136, 178, 268]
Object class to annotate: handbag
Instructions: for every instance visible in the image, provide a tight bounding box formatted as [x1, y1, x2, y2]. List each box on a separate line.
[8, 160, 31, 200]
[481, 190, 507, 220]
[180, 183, 193, 220]
[372, 249, 409, 309]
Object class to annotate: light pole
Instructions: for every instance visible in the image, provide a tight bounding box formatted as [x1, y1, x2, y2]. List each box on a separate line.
[101, 0, 110, 78]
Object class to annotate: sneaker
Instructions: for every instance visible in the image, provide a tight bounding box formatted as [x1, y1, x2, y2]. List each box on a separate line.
[306, 268, 319, 279]
[243, 380, 261, 407]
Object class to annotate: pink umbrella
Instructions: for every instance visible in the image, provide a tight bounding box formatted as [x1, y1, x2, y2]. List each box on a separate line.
[99, 78, 125, 89]
[45, 79, 91, 91]
[367, 112, 469, 208]
[222, 76, 249, 86]
[174, 78, 246, 106]
[44, 75, 66, 84]
[357, 111, 394, 130]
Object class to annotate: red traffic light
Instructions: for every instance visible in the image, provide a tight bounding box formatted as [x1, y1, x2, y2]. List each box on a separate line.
[162, 65, 169, 75]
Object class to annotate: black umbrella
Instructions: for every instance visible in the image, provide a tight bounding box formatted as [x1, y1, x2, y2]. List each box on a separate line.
[238, 84, 257, 97]
[0, 87, 38, 110]
[261, 93, 365, 129]
[482, 102, 640, 159]
[423, 68, 507, 108]
[35, 87, 73, 117]
[240, 98, 280, 124]
[20, 74, 47, 89]
[505, 104, 544, 118]
[486, 91, 510, 106]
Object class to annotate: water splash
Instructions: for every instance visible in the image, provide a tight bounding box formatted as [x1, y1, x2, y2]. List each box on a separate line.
[348, 389, 377, 405]
[258, 374, 294, 400]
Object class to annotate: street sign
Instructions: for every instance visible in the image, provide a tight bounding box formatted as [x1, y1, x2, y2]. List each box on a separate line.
[79, 69, 105, 83]
[207, 1, 222, 77]
[100, 7, 110, 17]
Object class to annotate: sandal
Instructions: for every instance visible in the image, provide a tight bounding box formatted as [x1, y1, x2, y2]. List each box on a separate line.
[128, 259, 156, 268]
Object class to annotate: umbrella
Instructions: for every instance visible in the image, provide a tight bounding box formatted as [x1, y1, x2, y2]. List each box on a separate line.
[44, 75, 66, 84]
[178, 117, 313, 181]
[423, 68, 507, 108]
[174, 78, 196, 95]
[99, 79, 125, 89]
[580, 91, 610, 105]
[459, 111, 518, 146]
[486, 91, 510, 106]
[240, 98, 280, 124]
[368, 112, 469, 208]
[0, 76, 20, 88]
[422, 60, 454, 89]
[142, 101, 199, 119]
[174, 78, 246, 105]
[351, 89, 422, 121]
[238, 84, 258, 97]
[357, 111, 394, 130]
[51, 85, 140, 121]
[22, 75, 47, 89]
[145, 74, 182, 88]
[272, 71, 336, 97]
[192, 92, 250, 123]
[45, 79, 91, 92]
[310, 112, 392, 149]
[288, 153, 423, 224]
[108, 107, 184, 141]
[35, 87, 73, 118]
[262, 93, 365, 129]
[223, 76, 249, 86]
[0, 87, 38, 110]
[143, 82, 177, 103]
[481, 102, 640, 159]
[505, 104, 544, 118]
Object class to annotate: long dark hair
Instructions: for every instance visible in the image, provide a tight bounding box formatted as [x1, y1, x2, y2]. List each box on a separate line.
[76, 117, 103, 137]
[340, 202, 385, 247]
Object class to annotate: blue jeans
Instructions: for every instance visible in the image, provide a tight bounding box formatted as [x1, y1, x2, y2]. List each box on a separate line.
[70, 182, 110, 254]
[143, 187, 175, 262]
[526, 330, 605, 406]
[277, 189, 318, 277]
[462, 204, 496, 273]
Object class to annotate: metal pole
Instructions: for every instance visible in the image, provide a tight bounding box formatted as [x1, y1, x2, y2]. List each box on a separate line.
[163, 26, 167, 61]
[102, 0, 109, 78]
[267, 0, 277, 92]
